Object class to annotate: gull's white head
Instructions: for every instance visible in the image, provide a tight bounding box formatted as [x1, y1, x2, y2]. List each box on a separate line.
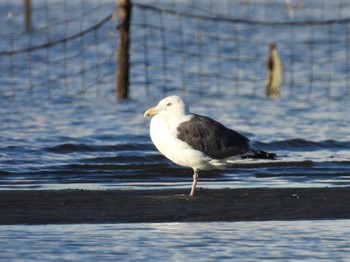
[144, 95, 189, 118]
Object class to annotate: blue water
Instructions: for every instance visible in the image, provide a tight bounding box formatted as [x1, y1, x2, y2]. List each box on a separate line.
[1, 0, 349, 191]
[0, 95, 349, 190]
[1, 221, 350, 261]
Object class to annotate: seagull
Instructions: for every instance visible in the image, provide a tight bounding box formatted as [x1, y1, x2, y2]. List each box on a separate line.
[144, 95, 276, 196]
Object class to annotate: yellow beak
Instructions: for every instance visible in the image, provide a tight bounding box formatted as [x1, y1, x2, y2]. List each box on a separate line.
[144, 107, 160, 117]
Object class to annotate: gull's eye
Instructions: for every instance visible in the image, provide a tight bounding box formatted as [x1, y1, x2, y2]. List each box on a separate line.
[166, 102, 172, 106]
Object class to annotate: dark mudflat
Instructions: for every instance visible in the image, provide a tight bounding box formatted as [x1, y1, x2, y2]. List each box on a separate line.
[1, 187, 349, 225]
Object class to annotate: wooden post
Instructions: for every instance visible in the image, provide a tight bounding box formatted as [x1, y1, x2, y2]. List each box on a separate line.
[116, 0, 132, 99]
[265, 42, 283, 98]
[24, 0, 31, 33]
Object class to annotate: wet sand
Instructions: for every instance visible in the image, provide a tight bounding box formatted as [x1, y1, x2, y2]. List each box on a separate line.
[1, 187, 349, 224]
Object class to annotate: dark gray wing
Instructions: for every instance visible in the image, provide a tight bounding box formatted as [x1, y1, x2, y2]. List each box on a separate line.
[176, 114, 250, 159]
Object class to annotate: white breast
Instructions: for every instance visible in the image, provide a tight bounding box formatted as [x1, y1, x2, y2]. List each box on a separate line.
[149, 115, 213, 170]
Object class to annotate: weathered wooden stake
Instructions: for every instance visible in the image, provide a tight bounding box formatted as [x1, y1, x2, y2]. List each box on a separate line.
[116, 0, 132, 99]
[265, 42, 283, 98]
[24, 0, 31, 33]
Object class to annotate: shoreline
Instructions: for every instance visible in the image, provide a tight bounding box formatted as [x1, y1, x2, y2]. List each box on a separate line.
[1, 187, 350, 225]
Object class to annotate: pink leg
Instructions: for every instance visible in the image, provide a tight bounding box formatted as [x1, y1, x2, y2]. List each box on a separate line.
[189, 169, 198, 197]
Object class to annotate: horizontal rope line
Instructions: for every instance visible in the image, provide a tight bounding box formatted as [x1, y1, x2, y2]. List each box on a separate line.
[0, 14, 112, 56]
[133, 3, 350, 26]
